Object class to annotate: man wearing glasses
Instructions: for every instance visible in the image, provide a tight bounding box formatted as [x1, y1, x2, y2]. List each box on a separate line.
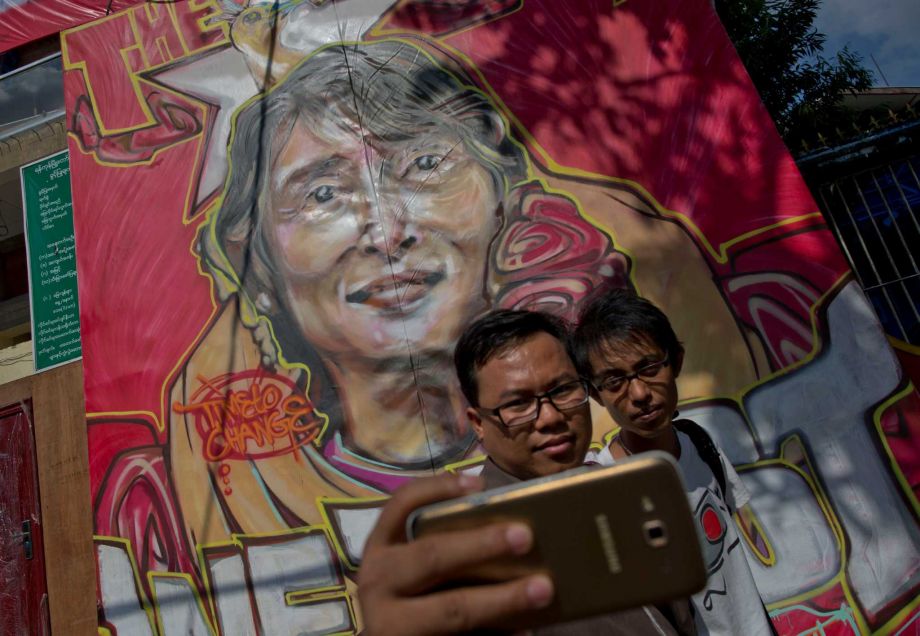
[573, 289, 774, 636]
[452, 308, 693, 634]
[455, 309, 593, 483]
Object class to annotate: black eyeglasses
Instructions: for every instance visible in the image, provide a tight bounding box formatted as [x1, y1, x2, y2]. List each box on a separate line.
[593, 355, 670, 395]
[479, 379, 590, 428]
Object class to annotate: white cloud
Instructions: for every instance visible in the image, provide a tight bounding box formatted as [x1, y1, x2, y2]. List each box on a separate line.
[816, 0, 920, 86]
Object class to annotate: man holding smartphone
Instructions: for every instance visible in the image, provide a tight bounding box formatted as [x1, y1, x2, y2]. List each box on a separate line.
[452, 309, 694, 635]
[573, 289, 775, 635]
[358, 471, 557, 635]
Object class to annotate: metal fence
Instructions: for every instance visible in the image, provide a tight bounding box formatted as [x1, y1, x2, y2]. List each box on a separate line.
[800, 120, 920, 345]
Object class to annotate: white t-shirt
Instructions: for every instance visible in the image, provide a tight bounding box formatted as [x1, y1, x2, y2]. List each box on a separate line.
[593, 430, 773, 635]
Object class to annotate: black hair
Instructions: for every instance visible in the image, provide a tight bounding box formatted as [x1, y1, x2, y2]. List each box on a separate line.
[454, 309, 572, 407]
[572, 289, 682, 378]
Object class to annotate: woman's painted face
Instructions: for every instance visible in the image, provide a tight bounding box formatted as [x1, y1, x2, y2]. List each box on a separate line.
[264, 116, 500, 360]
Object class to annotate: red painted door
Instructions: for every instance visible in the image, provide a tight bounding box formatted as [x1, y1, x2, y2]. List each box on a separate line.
[0, 401, 49, 636]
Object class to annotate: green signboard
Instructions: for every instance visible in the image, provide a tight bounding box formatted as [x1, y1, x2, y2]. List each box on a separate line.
[20, 150, 82, 372]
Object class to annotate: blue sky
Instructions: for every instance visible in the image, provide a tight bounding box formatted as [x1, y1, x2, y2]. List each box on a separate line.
[816, 0, 920, 88]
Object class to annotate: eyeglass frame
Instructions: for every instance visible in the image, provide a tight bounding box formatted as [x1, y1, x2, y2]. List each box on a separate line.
[477, 379, 591, 428]
[591, 354, 671, 396]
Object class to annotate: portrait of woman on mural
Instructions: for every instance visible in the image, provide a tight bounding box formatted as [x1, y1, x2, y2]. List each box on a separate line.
[200, 39, 630, 463]
[164, 39, 638, 543]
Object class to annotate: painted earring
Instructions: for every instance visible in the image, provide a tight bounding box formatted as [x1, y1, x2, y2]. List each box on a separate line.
[256, 292, 272, 312]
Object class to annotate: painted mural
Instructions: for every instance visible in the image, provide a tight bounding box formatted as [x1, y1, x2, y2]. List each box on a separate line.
[60, 0, 920, 633]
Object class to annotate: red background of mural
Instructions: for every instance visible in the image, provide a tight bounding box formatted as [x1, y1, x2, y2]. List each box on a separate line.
[436, 0, 818, 242]
[0, 0, 139, 53]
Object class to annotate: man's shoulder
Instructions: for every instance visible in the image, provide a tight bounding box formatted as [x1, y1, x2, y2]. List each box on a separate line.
[674, 420, 729, 496]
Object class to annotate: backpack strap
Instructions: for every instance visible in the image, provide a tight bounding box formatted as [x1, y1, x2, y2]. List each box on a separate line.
[673, 419, 729, 510]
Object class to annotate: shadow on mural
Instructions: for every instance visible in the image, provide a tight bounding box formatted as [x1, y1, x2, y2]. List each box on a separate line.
[60, 0, 920, 633]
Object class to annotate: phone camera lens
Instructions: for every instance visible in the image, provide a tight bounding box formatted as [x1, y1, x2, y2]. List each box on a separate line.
[643, 520, 668, 547]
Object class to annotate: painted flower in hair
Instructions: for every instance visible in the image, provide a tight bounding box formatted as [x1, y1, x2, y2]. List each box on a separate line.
[492, 182, 631, 320]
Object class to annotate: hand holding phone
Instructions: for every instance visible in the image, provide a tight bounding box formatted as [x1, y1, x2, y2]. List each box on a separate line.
[407, 452, 706, 628]
[357, 473, 555, 636]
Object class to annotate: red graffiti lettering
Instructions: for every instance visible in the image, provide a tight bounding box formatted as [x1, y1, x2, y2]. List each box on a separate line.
[62, 1, 227, 132]
[173, 371, 321, 462]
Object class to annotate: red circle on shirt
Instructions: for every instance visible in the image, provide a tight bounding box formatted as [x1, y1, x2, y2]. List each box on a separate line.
[701, 507, 724, 542]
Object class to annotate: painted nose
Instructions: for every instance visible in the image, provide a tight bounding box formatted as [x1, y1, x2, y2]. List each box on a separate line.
[362, 223, 417, 257]
[359, 198, 418, 258]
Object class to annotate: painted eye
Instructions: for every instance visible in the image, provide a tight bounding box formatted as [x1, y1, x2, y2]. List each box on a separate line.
[311, 185, 335, 203]
[242, 10, 262, 25]
[414, 155, 441, 171]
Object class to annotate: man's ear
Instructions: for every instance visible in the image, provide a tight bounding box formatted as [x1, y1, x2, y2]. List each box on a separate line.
[466, 406, 485, 443]
[673, 345, 685, 377]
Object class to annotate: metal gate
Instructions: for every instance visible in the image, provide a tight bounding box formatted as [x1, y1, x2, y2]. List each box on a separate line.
[799, 120, 920, 346]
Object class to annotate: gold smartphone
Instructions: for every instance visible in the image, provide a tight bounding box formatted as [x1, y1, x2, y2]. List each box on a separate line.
[406, 451, 706, 627]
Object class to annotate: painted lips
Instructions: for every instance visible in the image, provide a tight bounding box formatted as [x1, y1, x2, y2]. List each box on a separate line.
[345, 270, 445, 311]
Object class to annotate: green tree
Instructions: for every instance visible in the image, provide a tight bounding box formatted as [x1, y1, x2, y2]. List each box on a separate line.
[715, 0, 874, 152]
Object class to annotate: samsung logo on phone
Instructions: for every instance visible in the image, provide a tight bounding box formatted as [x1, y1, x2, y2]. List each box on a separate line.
[594, 514, 622, 574]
